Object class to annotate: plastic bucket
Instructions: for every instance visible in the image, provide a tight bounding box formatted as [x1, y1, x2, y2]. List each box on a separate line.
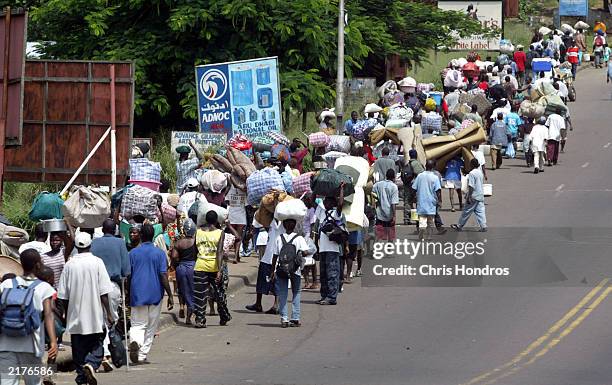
[129, 180, 162, 192]
[410, 209, 419, 221]
[483, 184, 493, 197]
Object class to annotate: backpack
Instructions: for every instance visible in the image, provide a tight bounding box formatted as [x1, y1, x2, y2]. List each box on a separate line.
[595, 35, 604, 47]
[0, 278, 43, 337]
[276, 234, 301, 278]
[320, 211, 349, 244]
[401, 159, 424, 185]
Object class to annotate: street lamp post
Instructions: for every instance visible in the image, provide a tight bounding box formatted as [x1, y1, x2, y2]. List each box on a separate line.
[335, 0, 345, 134]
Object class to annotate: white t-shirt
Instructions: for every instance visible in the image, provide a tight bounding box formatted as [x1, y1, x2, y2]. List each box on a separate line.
[57, 252, 114, 335]
[315, 205, 344, 254]
[18, 241, 51, 255]
[0, 277, 55, 357]
[546, 114, 565, 141]
[256, 229, 269, 247]
[556, 82, 568, 98]
[530, 124, 549, 151]
[275, 233, 309, 276]
[490, 106, 510, 120]
[226, 186, 247, 225]
[261, 220, 284, 265]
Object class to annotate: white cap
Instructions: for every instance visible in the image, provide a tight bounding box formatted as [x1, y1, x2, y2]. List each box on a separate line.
[186, 177, 199, 188]
[75, 232, 92, 248]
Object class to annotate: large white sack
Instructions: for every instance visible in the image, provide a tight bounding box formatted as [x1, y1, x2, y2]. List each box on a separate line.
[342, 186, 365, 227]
[197, 201, 228, 226]
[177, 191, 208, 216]
[274, 199, 307, 221]
[334, 155, 370, 188]
[574, 21, 589, 30]
[199, 170, 228, 193]
[539, 26, 552, 35]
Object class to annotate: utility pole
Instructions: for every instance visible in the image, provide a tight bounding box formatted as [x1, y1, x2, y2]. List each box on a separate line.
[335, 0, 345, 134]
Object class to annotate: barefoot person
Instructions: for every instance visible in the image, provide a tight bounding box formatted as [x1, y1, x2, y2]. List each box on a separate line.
[171, 219, 198, 325]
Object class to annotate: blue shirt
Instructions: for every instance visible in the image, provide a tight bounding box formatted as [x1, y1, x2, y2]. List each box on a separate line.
[129, 242, 167, 306]
[343, 119, 357, 134]
[411, 171, 441, 216]
[490, 120, 509, 146]
[504, 112, 522, 137]
[91, 234, 130, 282]
[444, 158, 463, 182]
[467, 167, 485, 202]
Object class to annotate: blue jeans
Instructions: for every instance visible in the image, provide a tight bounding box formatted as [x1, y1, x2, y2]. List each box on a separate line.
[458, 200, 487, 229]
[319, 252, 340, 302]
[275, 273, 302, 321]
[71, 332, 104, 384]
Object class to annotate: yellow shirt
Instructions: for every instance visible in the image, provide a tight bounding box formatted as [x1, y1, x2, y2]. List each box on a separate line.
[195, 228, 222, 272]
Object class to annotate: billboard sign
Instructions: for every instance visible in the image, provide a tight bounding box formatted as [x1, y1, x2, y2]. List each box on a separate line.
[195, 57, 282, 140]
[438, 1, 503, 51]
[559, 0, 588, 16]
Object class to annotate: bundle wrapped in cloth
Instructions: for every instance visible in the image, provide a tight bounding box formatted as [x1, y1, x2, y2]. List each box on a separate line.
[246, 168, 285, 206]
[311, 168, 355, 198]
[538, 94, 568, 117]
[275, 198, 307, 221]
[325, 135, 351, 154]
[64, 186, 112, 228]
[199, 170, 228, 193]
[119, 185, 159, 221]
[422, 122, 487, 173]
[369, 124, 401, 145]
[308, 132, 330, 148]
[255, 190, 294, 227]
[292, 172, 314, 197]
[459, 93, 492, 117]
[519, 100, 546, 119]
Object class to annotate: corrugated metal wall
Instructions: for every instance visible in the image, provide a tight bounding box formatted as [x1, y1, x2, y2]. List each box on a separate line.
[4, 60, 134, 185]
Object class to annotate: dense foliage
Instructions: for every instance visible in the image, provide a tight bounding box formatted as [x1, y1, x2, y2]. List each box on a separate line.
[1, 0, 488, 131]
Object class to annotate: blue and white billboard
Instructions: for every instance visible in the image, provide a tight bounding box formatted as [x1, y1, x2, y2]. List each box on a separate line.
[559, 0, 588, 16]
[195, 57, 282, 140]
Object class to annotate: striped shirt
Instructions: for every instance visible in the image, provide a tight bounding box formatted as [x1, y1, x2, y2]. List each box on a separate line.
[43, 249, 66, 288]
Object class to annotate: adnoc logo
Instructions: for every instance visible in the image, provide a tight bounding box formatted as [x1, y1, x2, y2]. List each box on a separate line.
[199, 69, 227, 101]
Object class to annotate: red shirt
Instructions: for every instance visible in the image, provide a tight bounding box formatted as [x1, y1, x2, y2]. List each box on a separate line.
[363, 144, 376, 165]
[478, 81, 489, 91]
[567, 47, 579, 64]
[291, 147, 309, 173]
[513, 51, 527, 72]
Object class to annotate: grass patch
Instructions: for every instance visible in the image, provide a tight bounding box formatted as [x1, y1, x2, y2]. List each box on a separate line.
[2, 182, 58, 233]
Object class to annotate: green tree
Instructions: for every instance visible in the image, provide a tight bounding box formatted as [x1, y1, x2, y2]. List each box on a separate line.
[2, 0, 488, 132]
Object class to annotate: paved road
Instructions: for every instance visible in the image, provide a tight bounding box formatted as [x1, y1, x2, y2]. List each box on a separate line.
[56, 66, 612, 385]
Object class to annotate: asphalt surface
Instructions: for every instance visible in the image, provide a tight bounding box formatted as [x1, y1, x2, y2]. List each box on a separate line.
[54, 66, 612, 385]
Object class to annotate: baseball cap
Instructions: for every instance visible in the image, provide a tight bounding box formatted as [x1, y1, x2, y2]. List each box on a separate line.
[75, 232, 92, 248]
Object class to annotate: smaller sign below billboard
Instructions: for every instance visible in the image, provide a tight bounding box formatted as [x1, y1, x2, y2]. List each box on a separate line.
[195, 57, 282, 141]
[170, 131, 227, 159]
[131, 138, 152, 159]
[438, 1, 503, 51]
[559, 0, 588, 16]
